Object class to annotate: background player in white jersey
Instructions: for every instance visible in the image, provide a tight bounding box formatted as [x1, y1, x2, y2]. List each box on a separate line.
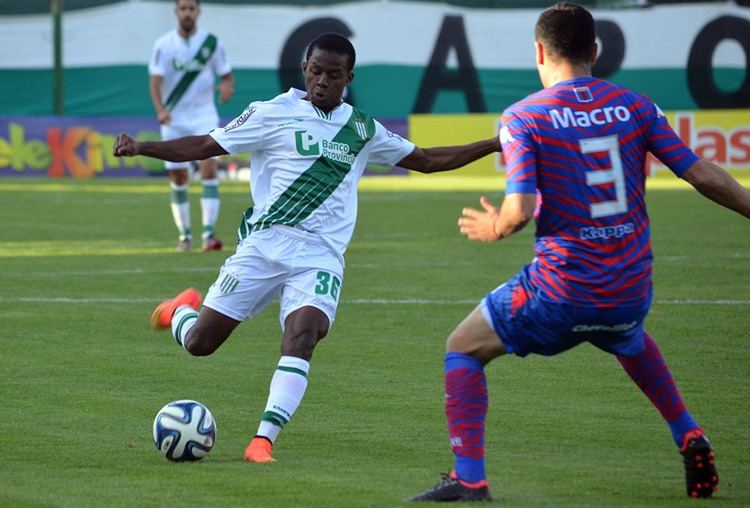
[115, 33, 501, 463]
[149, 0, 235, 252]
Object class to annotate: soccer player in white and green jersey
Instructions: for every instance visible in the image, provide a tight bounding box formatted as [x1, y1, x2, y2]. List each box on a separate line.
[149, 0, 235, 252]
[114, 33, 501, 463]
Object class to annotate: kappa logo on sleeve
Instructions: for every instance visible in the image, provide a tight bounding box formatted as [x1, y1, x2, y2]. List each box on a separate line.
[224, 107, 256, 132]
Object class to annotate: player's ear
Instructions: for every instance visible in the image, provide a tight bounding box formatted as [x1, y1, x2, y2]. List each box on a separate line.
[302, 61, 308, 74]
[347, 71, 354, 86]
[590, 43, 598, 65]
[535, 41, 544, 66]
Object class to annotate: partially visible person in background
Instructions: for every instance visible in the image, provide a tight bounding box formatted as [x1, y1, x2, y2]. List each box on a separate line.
[149, 0, 235, 251]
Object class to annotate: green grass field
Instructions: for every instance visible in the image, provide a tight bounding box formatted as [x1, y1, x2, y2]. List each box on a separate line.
[1, 178, 748, 507]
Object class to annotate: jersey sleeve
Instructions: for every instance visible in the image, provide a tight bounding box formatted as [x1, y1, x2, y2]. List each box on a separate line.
[500, 109, 537, 195]
[211, 38, 232, 77]
[209, 104, 263, 154]
[642, 99, 699, 177]
[366, 120, 416, 166]
[148, 39, 167, 77]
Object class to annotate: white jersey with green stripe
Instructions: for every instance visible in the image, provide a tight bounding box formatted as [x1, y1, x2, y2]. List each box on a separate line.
[148, 28, 232, 126]
[210, 88, 415, 256]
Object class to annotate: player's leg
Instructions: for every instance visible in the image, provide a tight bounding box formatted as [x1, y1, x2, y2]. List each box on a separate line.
[198, 157, 222, 252]
[616, 332, 718, 497]
[246, 257, 341, 463]
[152, 230, 287, 355]
[168, 167, 192, 251]
[178, 306, 241, 355]
[161, 124, 193, 251]
[149, 287, 240, 355]
[409, 306, 502, 502]
[245, 306, 330, 463]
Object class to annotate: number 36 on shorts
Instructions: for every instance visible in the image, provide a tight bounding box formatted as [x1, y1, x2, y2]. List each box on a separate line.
[315, 271, 341, 300]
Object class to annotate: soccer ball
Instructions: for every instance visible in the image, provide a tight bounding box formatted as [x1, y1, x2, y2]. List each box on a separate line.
[152, 399, 216, 461]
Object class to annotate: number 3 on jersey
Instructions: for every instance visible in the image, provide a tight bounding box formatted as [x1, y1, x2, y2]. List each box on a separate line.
[580, 134, 627, 219]
[315, 271, 341, 300]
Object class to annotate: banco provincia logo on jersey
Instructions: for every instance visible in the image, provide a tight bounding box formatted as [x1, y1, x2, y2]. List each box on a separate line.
[171, 57, 205, 72]
[294, 130, 355, 164]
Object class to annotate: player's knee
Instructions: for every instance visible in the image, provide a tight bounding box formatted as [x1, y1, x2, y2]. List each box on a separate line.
[446, 330, 504, 364]
[446, 331, 469, 354]
[281, 328, 325, 360]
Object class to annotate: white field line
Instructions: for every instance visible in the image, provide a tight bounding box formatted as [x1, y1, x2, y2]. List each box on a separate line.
[1, 253, 748, 278]
[0, 296, 747, 305]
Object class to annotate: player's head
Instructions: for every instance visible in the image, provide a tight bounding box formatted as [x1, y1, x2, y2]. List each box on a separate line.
[302, 33, 356, 112]
[175, 0, 200, 35]
[534, 2, 596, 80]
[305, 33, 356, 72]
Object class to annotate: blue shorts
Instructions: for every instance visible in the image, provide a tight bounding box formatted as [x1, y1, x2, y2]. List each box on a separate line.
[481, 267, 651, 358]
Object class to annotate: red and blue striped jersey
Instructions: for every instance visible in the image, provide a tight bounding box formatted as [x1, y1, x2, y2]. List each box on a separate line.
[500, 77, 699, 307]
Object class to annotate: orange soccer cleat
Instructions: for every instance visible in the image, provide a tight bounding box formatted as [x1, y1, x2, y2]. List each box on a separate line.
[244, 436, 275, 463]
[149, 288, 202, 329]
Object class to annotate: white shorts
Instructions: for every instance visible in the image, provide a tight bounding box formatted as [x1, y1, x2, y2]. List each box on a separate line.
[203, 225, 344, 330]
[161, 118, 219, 170]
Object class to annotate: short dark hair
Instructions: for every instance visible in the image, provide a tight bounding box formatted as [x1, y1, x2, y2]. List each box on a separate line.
[305, 33, 356, 72]
[535, 2, 595, 65]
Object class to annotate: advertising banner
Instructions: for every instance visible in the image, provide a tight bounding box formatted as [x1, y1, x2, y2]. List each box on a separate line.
[408, 110, 750, 177]
[0, 116, 407, 178]
[1, 2, 747, 118]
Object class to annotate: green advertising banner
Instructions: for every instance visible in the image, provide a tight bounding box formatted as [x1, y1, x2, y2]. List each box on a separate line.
[0, 2, 748, 118]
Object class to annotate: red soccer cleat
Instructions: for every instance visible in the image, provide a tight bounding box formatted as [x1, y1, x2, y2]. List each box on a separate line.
[201, 236, 223, 252]
[149, 288, 202, 329]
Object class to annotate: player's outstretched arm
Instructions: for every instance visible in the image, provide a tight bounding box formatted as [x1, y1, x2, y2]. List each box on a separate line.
[458, 193, 536, 242]
[113, 134, 227, 162]
[681, 159, 750, 219]
[398, 137, 501, 174]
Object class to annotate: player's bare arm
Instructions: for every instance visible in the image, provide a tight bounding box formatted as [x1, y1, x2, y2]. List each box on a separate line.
[113, 133, 227, 161]
[148, 74, 171, 124]
[398, 137, 501, 174]
[681, 159, 750, 219]
[218, 72, 235, 104]
[458, 193, 536, 242]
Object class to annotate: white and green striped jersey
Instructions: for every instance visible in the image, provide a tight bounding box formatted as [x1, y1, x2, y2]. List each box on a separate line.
[210, 88, 415, 256]
[149, 28, 232, 126]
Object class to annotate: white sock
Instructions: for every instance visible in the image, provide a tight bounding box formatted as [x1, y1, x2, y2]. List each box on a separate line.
[171, 305, 198, 351]
[201, 179, 220, 240]
[170, 182, 191, 240]
[256, 356, 310, 443]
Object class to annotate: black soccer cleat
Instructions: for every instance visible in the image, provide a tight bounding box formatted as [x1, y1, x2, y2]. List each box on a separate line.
[408, 473, 491, 502]
[681, 432, 718, 498]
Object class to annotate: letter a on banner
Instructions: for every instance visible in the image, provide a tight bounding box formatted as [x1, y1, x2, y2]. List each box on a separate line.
[413, 15, 486, 113]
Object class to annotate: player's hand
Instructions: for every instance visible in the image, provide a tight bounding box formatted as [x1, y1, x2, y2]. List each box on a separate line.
[157, 110, 171, 124]
[458, 196, 501, 242]
[113, 134, 140, 157]
[218, 82, 234, 104]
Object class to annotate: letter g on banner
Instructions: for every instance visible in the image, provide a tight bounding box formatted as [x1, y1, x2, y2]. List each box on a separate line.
[688, 15, 750, 108]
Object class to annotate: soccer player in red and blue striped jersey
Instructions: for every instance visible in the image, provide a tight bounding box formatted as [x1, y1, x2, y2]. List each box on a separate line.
[410, 1, 750, 502]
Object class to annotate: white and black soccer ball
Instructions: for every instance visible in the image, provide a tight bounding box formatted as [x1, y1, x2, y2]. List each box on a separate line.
[152, 399, 216, 461]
